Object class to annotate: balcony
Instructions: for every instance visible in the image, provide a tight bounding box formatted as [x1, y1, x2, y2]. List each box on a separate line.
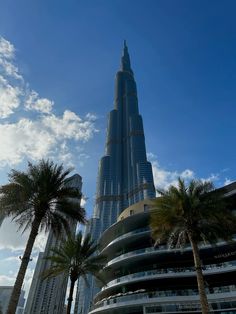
[90, 286, 236, 314]
[101, 260, 236, 291]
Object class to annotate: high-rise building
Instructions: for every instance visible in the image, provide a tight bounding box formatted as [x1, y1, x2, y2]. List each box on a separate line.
[75, 42, 155, 314]
[24, 174, 82, 314]
[0, 286, 25, 314]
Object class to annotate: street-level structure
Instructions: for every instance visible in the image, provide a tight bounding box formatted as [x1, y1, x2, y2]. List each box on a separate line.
[89, 182, 236, 314]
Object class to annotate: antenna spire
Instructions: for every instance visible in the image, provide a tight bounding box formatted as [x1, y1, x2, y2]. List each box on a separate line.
[121, 40, 133, 74]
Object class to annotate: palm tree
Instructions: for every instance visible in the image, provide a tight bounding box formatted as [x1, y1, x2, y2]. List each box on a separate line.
[150, 178, 236, 314]
[0, 160, 86, 314]
[43, 231, 105, 314]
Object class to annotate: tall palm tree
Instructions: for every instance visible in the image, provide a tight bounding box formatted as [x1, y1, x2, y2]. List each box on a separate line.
[150, 178, 236, 314]
[0, 160, 86, 314]
[43, 231, 105, 314]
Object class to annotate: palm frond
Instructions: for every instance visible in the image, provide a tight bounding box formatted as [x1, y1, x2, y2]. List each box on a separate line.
[42, 231, 106, 286]
[150, 177, 235, 249]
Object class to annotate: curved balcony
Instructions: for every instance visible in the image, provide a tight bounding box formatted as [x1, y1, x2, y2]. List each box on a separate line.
[90, 286, 236, 314]
[99, 211, 149, 250]
[101, 227, 149, 250]
[101, 260, 236, 292]
[104, 239, 236, 268]
[107, 246, 156, 266]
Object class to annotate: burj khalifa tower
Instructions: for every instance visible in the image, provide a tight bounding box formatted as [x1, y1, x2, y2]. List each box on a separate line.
[75, 42, 155, 314]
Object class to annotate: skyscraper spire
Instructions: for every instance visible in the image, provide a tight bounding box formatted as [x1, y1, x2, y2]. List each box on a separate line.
[121, 40, 133, 73]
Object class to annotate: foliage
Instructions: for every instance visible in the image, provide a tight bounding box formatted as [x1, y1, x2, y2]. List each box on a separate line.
[43, 231, 105, 314]
[0, 159, 86, 235]
[0, 159, 86, 314]
[150, 178, 236, 249]
[43, 231, 105, 283]
[150, 178, 236, 314]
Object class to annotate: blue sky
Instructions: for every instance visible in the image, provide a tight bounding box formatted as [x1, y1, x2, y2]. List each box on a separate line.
[0, 0, 235, 298]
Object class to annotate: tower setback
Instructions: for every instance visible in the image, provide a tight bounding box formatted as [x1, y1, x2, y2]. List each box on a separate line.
[75, 42, 155, 314]
[95, 41, 155, 233]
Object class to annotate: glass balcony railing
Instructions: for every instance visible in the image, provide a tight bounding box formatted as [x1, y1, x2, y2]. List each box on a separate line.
[102, 260, 236, 290]
[106, 237, 236, 266]
[92, 285, 236, 312]
[106, 245, 174, 266]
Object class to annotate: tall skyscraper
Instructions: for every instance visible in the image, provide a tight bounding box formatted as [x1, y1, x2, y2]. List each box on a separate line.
[75, 42, 155, 314]
[95, 41, 155, 232]
[25, 174, 82, 314]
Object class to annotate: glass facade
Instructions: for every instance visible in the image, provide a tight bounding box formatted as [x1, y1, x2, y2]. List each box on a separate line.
[75, 42, 155, 314]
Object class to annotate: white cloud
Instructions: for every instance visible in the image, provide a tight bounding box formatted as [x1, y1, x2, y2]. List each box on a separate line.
[147, 153, 224, 192]
[0, 118, 55, 166]
[0, 112, 97, 167]
[0, 37, 15, 59]
[0, 218, 48, 252]
[200, 173, 219, 183]
[0, 36, 98, 167]
[224, 178, 232, 186]
[0, 76, 21, 118]
[0, 218, 29, 251]
[81, 196, 87, 207]
[57, 142, 74, 167]
[25, 90, 53, 114]
[43, 110, 98, 141]
[0, 36, 23, 118]
[0, 37, 23, 81]
[148, 153, 195, 190]
[0, 268, 34, 298]
[2, 256, 20, 263]
[0, 274, 15, 286]
[0, 59, 22, 80]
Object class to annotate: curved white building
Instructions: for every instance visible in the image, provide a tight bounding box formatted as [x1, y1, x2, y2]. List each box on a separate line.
[90, 183, 236, 314]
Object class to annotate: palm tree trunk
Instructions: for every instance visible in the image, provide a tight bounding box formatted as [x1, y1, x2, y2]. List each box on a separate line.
[7, 218, 41, 314]
[188, 233, 210, 314]
[67, 279, 76, 314]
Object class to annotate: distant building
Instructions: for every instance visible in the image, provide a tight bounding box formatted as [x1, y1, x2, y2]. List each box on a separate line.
[24, 174, 82, 314]
[75, 42, 155, 313]
[0, 286, 25, 314]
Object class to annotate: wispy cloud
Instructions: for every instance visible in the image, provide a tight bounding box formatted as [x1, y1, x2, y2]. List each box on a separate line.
[147, 153, 195, 190]
[25, 90, 53, 114]
[0, 268, 34, 297]
[0, 36, 98, 167]
[147, 153, 232, 191]
[224, 178, 232, 186]
[0, 75, 21, 118]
